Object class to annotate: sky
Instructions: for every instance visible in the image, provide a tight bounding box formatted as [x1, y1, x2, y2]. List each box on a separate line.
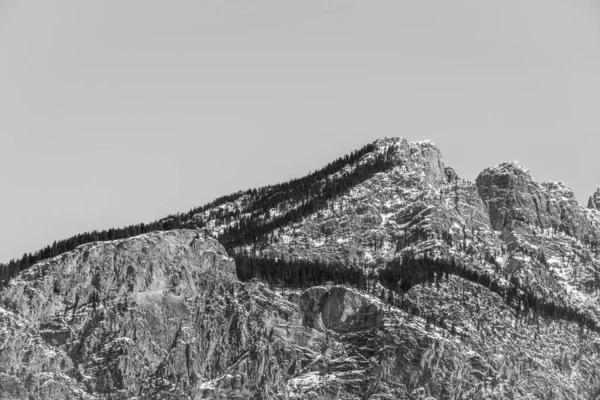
[1, 0, 599, 263]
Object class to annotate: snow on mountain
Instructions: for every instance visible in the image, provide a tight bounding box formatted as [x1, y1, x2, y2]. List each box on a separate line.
[2, 138, 600, 399]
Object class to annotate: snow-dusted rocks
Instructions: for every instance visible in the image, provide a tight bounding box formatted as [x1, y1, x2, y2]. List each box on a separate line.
[2, 138, 600, 399]
[1, 230, 236, 323]
[0, 231, 313, 398]
[476, 161, 600, 324]
[0, 229, 507, 399]
[476, 161, 597, 241]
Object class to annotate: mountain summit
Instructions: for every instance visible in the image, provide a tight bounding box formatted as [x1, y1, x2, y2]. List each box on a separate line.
[1, 138, 600, 399]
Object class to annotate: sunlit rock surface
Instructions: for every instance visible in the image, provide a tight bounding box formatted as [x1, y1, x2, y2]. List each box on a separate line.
[2, 138, 600, 399]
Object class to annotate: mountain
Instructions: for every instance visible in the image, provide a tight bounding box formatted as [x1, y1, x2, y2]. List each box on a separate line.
[1, 137, 600, 399]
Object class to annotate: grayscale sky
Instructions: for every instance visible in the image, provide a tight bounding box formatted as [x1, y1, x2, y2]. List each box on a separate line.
[1, 0, 599, 263]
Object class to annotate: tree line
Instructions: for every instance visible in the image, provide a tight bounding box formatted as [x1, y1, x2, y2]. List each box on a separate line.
[0, 219, 194, 286]
[233, 251, 600, 335]
[218, 144, 398, 248]
[0, 142, 384, 287]
[378, 252, 600, 334]
[233, 252, 369, 290]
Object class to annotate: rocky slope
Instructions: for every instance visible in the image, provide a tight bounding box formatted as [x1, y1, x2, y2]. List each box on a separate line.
[0, 230, 315, 399]
[2, 138, 600, 399]
[5, 230, 600, 399]
[476, 163, 600, 321]
[0, 230, 523, 399]
[199, 138, 600, 322]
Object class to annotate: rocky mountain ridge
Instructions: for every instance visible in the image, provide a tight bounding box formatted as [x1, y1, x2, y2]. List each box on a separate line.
[1, 137, 600, 399]
[195, 138, 600, 324]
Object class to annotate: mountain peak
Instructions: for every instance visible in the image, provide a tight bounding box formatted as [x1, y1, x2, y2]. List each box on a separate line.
[413, 139, 438, 147]
[372, 137, 440, 151]
[589, 187, 600, 210]
[373, 136, 406, 147]
[482, 160, 531, 177]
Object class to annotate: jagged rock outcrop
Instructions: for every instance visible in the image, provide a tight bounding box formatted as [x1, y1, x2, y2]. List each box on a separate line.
[475, 162, 594, 239]
[475, 161, 600, 320]
[0, 231, 317, 398]
[589, 188, 600, 211]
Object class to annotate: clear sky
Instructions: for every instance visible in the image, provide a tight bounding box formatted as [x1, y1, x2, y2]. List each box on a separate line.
[1, 0, 599, 263]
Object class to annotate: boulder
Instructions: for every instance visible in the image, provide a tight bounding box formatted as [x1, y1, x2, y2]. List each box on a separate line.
[300, 286, 382, 333]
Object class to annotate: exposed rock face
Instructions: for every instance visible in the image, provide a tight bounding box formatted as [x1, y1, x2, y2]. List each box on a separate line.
[475, 162, 595, 239]
[475, 161, 600, 318]
[300, 286, 382, 333]
[250, 138, 502, 270]
[476, 162, 537, 231]
[0, 230, 517, 399]
[3, 138, 600, 399]
[589, 188, 600, 211]
[0, 231, 315, 399]
[1, 230, 235, 323]
[180, 138, 600, 398]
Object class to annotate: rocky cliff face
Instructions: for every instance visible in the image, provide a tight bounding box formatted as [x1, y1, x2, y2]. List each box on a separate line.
[2, 138, 600, 399]
[476, 162, 598, 240]
[475, 162, 600, 322]
[244, 138, 502, 271]
[0, 230, 535, 400]
[0, 231, 314, 399]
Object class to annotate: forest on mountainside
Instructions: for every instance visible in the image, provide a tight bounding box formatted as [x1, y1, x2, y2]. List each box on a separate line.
[0, 142, 384, 286]
[3, 136, 599, 338]
[379, 252, 600, 334]
[234, 251, 600, 336]
[233, 252, 368, 290]
[217, 144, 398, 248]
